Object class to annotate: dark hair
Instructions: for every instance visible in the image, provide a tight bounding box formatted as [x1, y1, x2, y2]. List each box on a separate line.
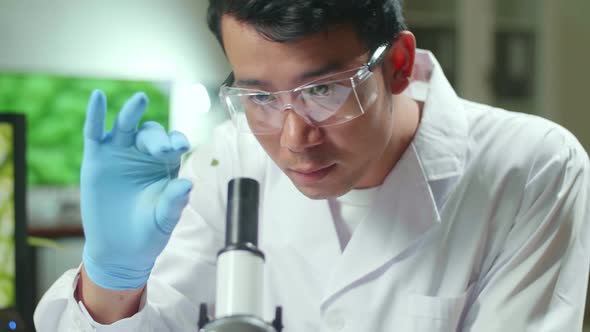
[207, 0, 406, 53]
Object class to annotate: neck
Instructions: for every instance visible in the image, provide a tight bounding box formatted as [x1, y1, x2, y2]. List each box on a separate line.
[394, 94, 423, 152]
[355, 94, 422, 189]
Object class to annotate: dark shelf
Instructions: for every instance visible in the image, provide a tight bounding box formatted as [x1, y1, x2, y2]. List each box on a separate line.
[28, 225, 84, 238]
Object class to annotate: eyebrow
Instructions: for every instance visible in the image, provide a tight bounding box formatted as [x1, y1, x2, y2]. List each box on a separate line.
[235, 62, 346, 89]
[300, 62, 344, 81]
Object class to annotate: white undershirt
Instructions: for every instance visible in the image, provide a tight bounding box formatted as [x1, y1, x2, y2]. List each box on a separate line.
[329, 186, 381, 251]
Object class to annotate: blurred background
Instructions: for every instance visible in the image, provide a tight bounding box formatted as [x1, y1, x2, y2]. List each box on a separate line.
[0, 0, 588, 330]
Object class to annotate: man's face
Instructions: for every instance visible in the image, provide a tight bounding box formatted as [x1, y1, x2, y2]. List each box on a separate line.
[221, 16, 397, 199]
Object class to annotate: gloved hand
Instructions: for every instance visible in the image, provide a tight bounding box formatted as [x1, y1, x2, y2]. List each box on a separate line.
[81, 90, 193, 290]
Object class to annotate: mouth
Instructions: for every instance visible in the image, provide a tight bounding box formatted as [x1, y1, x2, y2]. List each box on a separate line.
[288, 164, 336, 184]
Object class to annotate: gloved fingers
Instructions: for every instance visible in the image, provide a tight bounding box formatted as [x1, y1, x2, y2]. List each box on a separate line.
[154, 178, 193, 234]
[168, 130, 190, 152]
[155, 131, 190, 166]
[135, 121, 172, 159]
[112, 92, 149, 147]
[138, 129, 190, 165]
[84, 90, 107, 142]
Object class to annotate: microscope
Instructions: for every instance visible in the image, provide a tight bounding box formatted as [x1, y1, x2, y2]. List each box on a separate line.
[198, 178, 283, 332]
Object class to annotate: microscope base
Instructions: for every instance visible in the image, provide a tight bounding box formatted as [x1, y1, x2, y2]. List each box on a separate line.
[200, 315, 277, 332]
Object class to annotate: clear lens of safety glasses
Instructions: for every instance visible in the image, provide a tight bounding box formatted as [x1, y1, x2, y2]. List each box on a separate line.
[220, 67, 379, 135]
[219, 44, 389, 135]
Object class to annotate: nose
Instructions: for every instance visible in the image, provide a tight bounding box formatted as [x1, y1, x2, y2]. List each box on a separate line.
[280, 108, 324, 153]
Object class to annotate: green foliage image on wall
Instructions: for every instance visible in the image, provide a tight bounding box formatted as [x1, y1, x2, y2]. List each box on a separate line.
[0, 123, 16, 308]
[0, 73, 170, 185]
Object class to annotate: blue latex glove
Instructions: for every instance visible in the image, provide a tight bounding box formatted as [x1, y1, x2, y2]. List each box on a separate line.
[81, 90, 193, 290]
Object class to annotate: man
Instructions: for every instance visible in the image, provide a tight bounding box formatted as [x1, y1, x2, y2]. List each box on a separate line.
[35, 1, 590, 331]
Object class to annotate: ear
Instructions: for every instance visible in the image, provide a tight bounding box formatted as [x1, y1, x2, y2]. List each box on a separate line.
[388, 31, 416, 94]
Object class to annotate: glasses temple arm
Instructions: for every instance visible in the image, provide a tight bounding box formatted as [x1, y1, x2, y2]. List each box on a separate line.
[367, 44, 391, 71]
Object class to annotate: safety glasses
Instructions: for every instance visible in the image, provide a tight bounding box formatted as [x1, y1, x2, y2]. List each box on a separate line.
[219, 44, 390, 135]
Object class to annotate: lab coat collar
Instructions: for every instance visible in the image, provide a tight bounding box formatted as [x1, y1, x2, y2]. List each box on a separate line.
[319, 50, 470, 307]
[406, 50, 469, 183]
[320, 143, 440, 307]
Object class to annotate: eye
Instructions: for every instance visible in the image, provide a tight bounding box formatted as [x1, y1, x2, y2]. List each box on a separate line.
[248, 94, 276, 105]
[308, 84, 333, 97]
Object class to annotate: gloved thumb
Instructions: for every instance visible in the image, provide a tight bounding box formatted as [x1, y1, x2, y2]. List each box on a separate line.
[155, 179, 193, 234]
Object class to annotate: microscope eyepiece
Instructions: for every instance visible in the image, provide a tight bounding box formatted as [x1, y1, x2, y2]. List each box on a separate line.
[225, 178, 260, 247]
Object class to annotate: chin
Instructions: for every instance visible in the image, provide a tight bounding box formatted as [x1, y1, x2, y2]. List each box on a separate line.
[293, 181, 352, 200]
[296, 187, 332, 200]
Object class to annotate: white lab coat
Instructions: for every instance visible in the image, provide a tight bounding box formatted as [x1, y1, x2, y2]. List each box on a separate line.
[34, 51, 590, 332]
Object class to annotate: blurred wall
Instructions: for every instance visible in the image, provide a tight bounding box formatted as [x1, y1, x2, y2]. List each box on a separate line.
[0, 0, 231, 146]
[543, 0, 590, 150]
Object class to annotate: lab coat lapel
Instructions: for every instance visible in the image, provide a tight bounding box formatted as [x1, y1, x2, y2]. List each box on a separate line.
[410, 50, 469, 182]
[321, 144, 440, 306]
[318, 51, 469, 306]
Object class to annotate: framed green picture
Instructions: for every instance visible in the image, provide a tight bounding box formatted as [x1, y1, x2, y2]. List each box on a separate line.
[0, 72, 171, 228]
[0, 122, 16, 308]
